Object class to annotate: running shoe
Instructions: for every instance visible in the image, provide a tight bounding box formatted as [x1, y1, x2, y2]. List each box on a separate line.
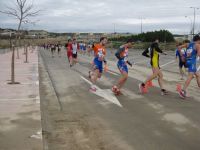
[179, 90, 186, 99]
[161, 89, 168, 95]
[90, 85, 97, 92]
[112, 86, 121, 95]
[138, 83, 146, 94]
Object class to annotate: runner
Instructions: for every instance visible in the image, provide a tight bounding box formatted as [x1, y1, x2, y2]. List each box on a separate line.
[179, 34, 200, 99]
[79, 42, 82, 54]
[66, 39, 73, 67]
[139, 39, 168, 95]
[87, 43, 93, 57]
[51, 44, 56, 58]
[71, 38, 79, 66]
[82, 42, 87, 55]
[175, 42, 187, 80]
[88, 37, 108, 92]
[112, 39, 133, 95]
[56, 42, 61, 57]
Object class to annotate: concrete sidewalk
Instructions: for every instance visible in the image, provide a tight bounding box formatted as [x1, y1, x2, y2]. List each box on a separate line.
[0, 47, 42, 150]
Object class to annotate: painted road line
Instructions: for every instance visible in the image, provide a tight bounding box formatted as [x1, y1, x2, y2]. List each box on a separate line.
[160, 60, 176, 68]
[30, 130, 42, 140]
[80, 76, 122, 107]
[0, 97, 40, 102]
[107, 70, 119, 76]
[197, 65, 200, 72]
[134, 59, 149, 65]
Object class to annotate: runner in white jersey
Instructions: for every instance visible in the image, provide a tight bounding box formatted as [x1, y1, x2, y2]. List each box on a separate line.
[71, 38, 79, 66]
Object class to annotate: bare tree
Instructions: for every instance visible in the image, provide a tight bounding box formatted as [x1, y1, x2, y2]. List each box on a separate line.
[0, 0, 40, 84]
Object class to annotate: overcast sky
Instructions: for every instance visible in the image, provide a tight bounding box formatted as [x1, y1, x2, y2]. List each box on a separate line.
[0, 0, 200, 34]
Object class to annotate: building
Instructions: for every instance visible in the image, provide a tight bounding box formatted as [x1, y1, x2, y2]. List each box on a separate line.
[26, 30, 48, 39]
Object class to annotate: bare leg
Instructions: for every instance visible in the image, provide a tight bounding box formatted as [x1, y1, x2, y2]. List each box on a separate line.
[116, 71, 128, 90]
[182, 73, 194, 91]
[144, 68, 159, 84]
[195, 72, 200, 88]
[157, 70, 164, 89]
[91, 69, 100, 85]
[179, 67, 184, 79]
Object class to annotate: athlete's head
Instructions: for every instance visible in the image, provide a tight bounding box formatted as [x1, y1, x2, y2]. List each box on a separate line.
[73, 38, 77, 44]
[100, 37, 108, 46]
[181, 39, 190, 48]
[68, 39, 72, 44]
[176, 42, 182, 50]
[154, 39, 159, 43]
[193, 34, 200, 51]
[193, 34, 200, 42]
[126, 39, 134, 48]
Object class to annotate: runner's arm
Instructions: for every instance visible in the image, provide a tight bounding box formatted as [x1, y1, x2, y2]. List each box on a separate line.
[154, 43, 163, 53]
[126, 60, 132, 67]
[197, 44, 200, 57]
[115, 47, 124, 60]
[142, 48, 150, 57]
[175, 50, 178, 60]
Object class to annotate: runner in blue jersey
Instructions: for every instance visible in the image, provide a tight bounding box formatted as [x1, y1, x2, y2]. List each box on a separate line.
[175, 42, 187, 80]
[179, 34, 200, 99]
[112, 39, 133, 95]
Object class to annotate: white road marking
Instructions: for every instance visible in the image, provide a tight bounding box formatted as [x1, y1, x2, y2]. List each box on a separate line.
[35, 81, 39, 85]
[30, 130, 42, 140]
[134, 59, 149, 65]
[81, 76, 93, 86]
[197, 65, 200, 72]
[107, 70, 119, 76]
[0, 97, 40, 102]
[80, 76, 122, 107]
[160, 60, 175, 68]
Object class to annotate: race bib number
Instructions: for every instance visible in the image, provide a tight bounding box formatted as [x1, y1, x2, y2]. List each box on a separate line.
[98, 49, 104, 61]
[186, 48, 193, 57]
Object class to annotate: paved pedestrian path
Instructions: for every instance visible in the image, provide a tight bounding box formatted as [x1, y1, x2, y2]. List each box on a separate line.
[0, 47, 42, 150]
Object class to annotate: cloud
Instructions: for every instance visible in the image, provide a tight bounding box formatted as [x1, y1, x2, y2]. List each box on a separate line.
[0, 0, 200, 34]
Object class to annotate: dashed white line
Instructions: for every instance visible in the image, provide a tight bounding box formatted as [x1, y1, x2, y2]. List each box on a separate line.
[107, 70, 119, 76]
[160, 60, 176, 68]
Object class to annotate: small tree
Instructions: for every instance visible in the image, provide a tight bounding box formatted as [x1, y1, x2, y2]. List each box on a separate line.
[0, 0, 40, 84]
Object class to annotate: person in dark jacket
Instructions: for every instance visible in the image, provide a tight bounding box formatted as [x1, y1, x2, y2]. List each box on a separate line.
[139, 39, 168, 95]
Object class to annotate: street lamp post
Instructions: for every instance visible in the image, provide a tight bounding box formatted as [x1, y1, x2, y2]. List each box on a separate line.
[140, 17, 145, 34]
[113, 23, 116, 34]
[185, 16, 193, 39]
[9, 32, 12, 50]
[190, 7, 199, 38]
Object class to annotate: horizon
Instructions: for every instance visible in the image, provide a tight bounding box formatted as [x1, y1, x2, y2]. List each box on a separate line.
[0, 27, 193, 35]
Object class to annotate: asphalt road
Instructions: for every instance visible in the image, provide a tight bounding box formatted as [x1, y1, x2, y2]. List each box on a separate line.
[39, 48, 200, 150]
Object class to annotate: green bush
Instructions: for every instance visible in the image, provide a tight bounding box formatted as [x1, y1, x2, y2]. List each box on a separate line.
[109, 30, 175, 43]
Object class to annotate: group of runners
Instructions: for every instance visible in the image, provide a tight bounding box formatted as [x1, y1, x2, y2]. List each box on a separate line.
[43, 43, 62, 57]
[63, 34, 200, 99]
[175, 36, 200, 98]
[79, 42, 87, 55]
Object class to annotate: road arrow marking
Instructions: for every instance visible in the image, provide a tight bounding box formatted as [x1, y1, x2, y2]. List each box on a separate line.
[80, 76, 122, 107]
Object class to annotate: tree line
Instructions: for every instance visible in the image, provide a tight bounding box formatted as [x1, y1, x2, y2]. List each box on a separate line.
[110, 30, 175, 42]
